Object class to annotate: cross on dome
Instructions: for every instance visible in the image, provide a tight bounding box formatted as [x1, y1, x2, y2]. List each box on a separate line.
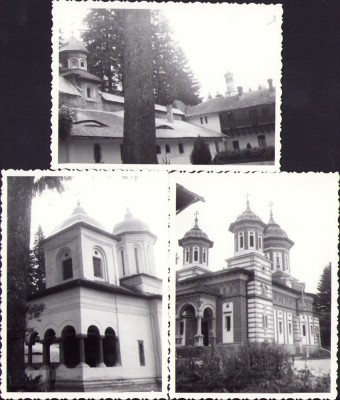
[268, 201, 275, 222]
[245, 192, 251, 210]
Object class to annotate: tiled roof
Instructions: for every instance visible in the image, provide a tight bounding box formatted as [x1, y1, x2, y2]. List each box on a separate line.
[102, 92, 185, 115]
[60, 36, 89, 54]
[61, 69, 101, 83]
[69, 108, 226, 140]
[186, 88, 276, 117]
[59, 76, 81, 96]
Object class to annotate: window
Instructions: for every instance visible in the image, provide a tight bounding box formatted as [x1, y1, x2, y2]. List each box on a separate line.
[138, 340, 145, 366]
[200, 117, 203, 124]
[156, 145, 161, 154]
[134, 248, 140, 273]
[258, 135, 266, 147]
[193, 246, 199, 262]
[185, 248, 189, 263]
[120, 249, 125, 276]
[215, 141, 219, 153]
[87, 87, 92, 98]
[202, 248, 207, 264]
[80, 59, 86, 69]
[302, 324, 306, 336]
[227, 111, 234, 123]
[311, 325, 314, 335]
[165, 144, 170, 153]
[258, 234, 263, 250]
[71, 59, 77, 68]
[276, 253, 280, 269]
[178, 143, 184, 154]
[249, 109, 258, 125]
[225, 316, 231, 331]
[289, 323, 292, 335]
[249, 231, 255, 248]
[238, 232, 244, 250]
[94, 143, 102, 163]
[285, 254, 289, 272]
[205, 116, 208, 123]
[62, 255, 73, 280]
[279, 321, 283, 334]
[263, 315, 268, 328]
[93, 256, 103, 278]
[232, 141, 240, 150]
[179, 321, 184, 335]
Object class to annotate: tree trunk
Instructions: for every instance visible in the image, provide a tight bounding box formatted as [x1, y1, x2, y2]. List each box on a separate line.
[122, 9, 158, 164]
[7, 176, 34, 390]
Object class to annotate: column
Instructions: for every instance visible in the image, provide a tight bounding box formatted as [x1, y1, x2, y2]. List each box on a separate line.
[27, 344, 33, 368]
[58, 338, 65, 365]
[42, 340, 50, 366]
[194, 313, 204, 346]
[97, 337, 106, 367]
[76, 335, 88, 368]
[209, 317, 217, 348]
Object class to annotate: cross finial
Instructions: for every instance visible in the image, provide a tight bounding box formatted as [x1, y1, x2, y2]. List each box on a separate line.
[268, 201, 274, 221]
[245, 192, 251, 209]
[70, 21, 74, 37]
[194, 210, 199, 224]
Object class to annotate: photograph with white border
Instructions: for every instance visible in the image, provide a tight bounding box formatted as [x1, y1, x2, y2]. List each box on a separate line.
[52, 1, 282, 171]
[1, 170, 168, 398]
[170, 171, 338, 398]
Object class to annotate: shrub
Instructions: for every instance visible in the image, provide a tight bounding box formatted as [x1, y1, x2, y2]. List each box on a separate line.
[213, 145, 275, 164]
[59, 104, 77, 141]
[190, 136, 212, 165]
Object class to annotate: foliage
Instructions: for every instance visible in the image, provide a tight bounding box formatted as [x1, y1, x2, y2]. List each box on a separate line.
[7, 176, 68, 389]
[213, 145, 275, 164]
[314, 263, 331, 349]
[190, 136, 212, 165]
[176, 343, 330, 393]
[8, 373, 43, 392]
[122, 9, 158, 164]
[59, 104, 77, 141]
[28, 225, 46, 295]
[81, 9, 201, 105]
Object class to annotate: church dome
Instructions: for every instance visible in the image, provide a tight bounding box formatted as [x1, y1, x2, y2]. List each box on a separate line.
[264, 211, 293, 244]
[179, 215, 213, 247]
[59, 36, 89, 54]
[51, 202, 106, 235]
[113, 210, 150, 236]
[229, 198, 265, 233]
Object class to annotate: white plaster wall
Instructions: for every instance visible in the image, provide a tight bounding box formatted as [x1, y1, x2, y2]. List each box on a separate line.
[227, 131, 275, 151]
[66, 140, 122, 164]
[186, 113, 221, 133]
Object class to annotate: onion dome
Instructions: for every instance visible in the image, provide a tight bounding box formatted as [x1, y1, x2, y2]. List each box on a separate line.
[179, 214, 213, 247]
[113, 209, 152, 236]
[264, 209, 294, 246]
[59, 36, 89, 54]
[51, 202, 106, 235]
[229, 198, 266, 232]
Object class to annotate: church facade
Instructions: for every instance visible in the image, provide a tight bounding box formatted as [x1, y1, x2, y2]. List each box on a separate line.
[176, 200, 320, 355]
[25, 204, 162, 392]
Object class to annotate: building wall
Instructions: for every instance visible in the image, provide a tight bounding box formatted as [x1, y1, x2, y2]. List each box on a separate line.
[185, 113, 222, 133]
[226, 129, 275, 151]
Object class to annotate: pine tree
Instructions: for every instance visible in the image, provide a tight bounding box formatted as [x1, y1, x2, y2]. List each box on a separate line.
[28, 225, 46, 295]
[190, 136, 212, 165]
[315, 263, 331, 349]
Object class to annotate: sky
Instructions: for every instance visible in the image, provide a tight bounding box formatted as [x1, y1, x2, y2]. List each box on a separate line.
[30, 173, 168, 279]
[173, 172, 338, 293]
[55, 1, 282, 100]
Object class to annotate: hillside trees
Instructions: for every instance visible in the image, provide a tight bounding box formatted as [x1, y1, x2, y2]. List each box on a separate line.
[81, 9, 201, 105]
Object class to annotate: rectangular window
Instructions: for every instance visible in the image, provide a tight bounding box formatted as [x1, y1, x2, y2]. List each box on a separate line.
[258, 234, 263, 250]
[279, 321, 283, 334]
[180, 321, 184, 335]
[249, 109, 258, 125]
[193, 247, 199, 262]
[62, 258, 73, 280]
[276, 253, 280, 269]
[134, 247, 140, 273]
[215, 141, 219, 153]
[232, 141, 240, 150]
[239, 232, 244, 249]
[289, 323, 292, 335]
[202, 249, 207, 264]
[165, 144, 170, 153]
[93, 257, 103, 278]
[156, 145, 161, 154]
[249, 231, 255, 248]
[258, 135, 266, 147]
[302, 324, 306, 336]
[205, 116, 208, 123]
[200, 117, 203, 124]
[178, 143, 184, 154]
[138, 340, 145, 366]
[185, 248, 189, 263]
[225, 315, 231, 331]
[263, 315, 268, 328]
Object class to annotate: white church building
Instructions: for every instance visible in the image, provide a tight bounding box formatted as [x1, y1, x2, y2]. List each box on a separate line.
[25, 203, 162, 392]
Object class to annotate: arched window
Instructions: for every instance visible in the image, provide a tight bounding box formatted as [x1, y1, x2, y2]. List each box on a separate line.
[85, 325, 101, 367]
[80, 59, 86, 69]
[238, 232, 244, 250]
[258, 233, 263, 250]
[62, 326, 79, 368]
[276, 253, 281, 269]
[202, 248, 207, 264]
[134, 247, 140, 273]
[119, 249, 126, 276]
[103, 328, 119, 367]
[193, 246, 199, 262]
[70, 59, 78, 68]
[248, 231, 255, 248]
[93, 249, 104, 279]
[61, 251, 73, 280]
[94, 143, 102, 163]
[185, 248, 189, 263]
[87, 86, 92, 98]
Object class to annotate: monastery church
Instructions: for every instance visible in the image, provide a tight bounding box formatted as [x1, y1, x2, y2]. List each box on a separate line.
[176, 199, 320, 355]
[25, 203, 162, 392]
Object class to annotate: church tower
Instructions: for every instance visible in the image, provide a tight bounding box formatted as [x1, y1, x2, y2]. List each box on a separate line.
[177, 212, 214, 281]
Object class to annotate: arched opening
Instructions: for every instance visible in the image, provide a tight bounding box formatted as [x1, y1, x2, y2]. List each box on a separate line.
[202, 308, 214, 346]
[180, 304, 196, 346]
[62, 326, 79, 368]
[85, 325, 101, 367]
[27, 331, 42, 367]
[103, 327, 119, 367]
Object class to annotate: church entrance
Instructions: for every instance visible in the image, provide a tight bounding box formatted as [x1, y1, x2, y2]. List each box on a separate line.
[202, 308, 214, 346]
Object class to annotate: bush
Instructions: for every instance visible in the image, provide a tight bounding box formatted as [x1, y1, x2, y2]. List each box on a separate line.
[176, 342, 330, 393]
[190, 136, 212, 164]
[213, 145, 275, 164]
[59, 104, 77, 141]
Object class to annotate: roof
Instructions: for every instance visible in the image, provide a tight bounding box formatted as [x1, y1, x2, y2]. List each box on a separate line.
[179, 218, 213, 247]
[59, 76, 81, 96]
[61, 69, 101, 83]
[229, 201, 266, 232]
[176, 183, 205, 214]
[60, 36, 89, 54]
[113, 210, 155, 238]
[186, 88, 276, 117]
[69, 108, 226, 140]
[102, 92, 185, 115]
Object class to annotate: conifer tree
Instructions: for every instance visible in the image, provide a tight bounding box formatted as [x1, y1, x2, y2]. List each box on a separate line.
[315, 263, 331, 349]
[28, 225, 46, 295]
[190, 136, 212, 165]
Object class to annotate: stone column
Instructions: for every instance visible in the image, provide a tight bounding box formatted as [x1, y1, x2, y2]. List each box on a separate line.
[194, 313, 204, 346]
[209, 317, 217, 348]
[97, 337, 106, 367]
[27, 344, 33, 368]
[58, 338, 65, 365]
[42, 340, 50, 366]
[76, 335, 88, 368]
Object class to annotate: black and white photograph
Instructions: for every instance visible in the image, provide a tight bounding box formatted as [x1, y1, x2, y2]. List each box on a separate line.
[1, 171, 168, 395]
[171, 172, 338, 397]
[53, 1, 281, 169]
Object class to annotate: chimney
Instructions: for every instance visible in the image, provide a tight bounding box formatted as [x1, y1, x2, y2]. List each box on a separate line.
[267, 79, 274, 91]
[237, 86, 243, 97]
[166, 104, 174, 123]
